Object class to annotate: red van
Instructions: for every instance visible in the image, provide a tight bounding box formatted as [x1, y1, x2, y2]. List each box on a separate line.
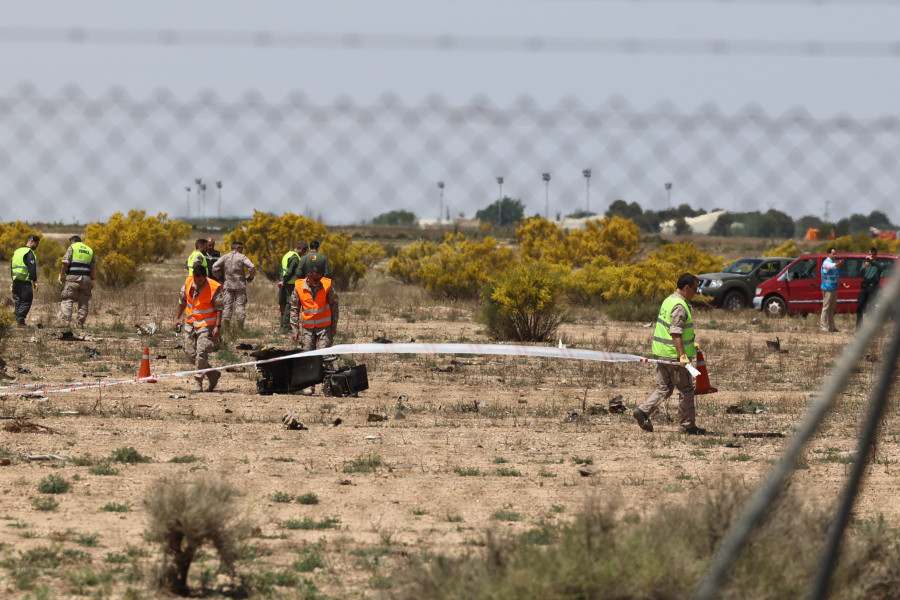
[752, 253, 898, 317]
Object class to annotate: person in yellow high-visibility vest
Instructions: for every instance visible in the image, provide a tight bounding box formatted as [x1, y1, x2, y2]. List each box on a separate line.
[277, 240, 308, 332]
[174, 265, 224, 392]
[58, 235, 96, 329]
[633, 273, 707, 435]
[291, 265, 339, 395]
[10, 235, 40, 327]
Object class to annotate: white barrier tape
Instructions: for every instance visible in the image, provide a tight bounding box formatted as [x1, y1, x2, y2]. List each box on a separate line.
[0, 342, 665, 398]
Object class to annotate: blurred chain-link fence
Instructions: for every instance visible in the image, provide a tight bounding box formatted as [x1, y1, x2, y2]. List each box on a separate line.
[1, 83, 898, 226]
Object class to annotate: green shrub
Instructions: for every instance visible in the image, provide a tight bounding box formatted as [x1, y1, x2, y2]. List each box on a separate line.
[482, 262, 567, 342]
[31, 497, 60, 511]
[100, 502, 131, 513]
[108, 447, 152, 464]
[37, 474, 71, 494]
[143, 475, 251, 595]
[296, 492, 320, 505]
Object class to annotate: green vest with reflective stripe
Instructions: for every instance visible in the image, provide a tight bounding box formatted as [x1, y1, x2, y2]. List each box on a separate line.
[11, 247, 33, 281]
[187, 250, 208, 271]
[281, 251, 300, 283]
[651, 294, 696, 359]
[67, 242, 93, 276]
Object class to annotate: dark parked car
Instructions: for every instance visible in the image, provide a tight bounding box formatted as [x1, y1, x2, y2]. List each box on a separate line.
[698, 257, 793, 311]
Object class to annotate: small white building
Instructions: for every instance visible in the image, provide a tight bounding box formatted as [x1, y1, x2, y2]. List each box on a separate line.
[660, 210, 727, 235]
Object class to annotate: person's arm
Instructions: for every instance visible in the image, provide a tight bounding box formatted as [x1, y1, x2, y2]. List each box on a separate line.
[328, 287, 339, 337]
[211, 256, 226, 281]
[174, 286, 187, 330]
[290, 287, 301, 341]
[244, 256, 256, 281]
[211, 287, 224, 339]
[25, 251, 38, 281]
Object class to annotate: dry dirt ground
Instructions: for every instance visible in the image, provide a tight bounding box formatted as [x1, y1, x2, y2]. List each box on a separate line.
[0, 262, 899, 599]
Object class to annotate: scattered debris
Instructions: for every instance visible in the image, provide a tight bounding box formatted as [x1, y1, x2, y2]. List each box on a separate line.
[367, 413, 386, 422]
[16, 367, 31, 375]
[461, 401, 480, 413]
[167, 393, 186, 399]
[433, 365, 454, 373]
[225, 366, 246, 373]
[608, 395, 626, 413]
[364, 435, 378, 440]
[734, 432, 785, 438]
[58, 331, 84, 341]
[155, 355, 167, 360]
[236, 342, 254, 350]
[329, 418, 342, 427]
[563, 412, 581, 423]
[339, 480, 353, 485]
[766, 337, 788, 354]
[750, 318, 761, 325]
[26, 454, 67, 462]
[84, 346, 100, 358]
[372, 335, 392, 344]
[135, 322, 158, 335]
[587, 404, 606, 415]
[282, 411, 308, 430]
[558, 339, 566, 348]
[578, 468, 596, 477]
[394, 412, 406, 420]
[224, 408, 233, 414]
[4, 419, 56, 434]
[0, 458, 10, 466]
[726, 400, 766, 414]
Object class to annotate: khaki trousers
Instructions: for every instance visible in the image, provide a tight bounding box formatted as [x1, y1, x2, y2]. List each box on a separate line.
[638, 361, 696, 429]
[183, 326, 218, 383]
[60, 277, 92, 327]
[820, 289, 837, 331]
[222, 288, 248, 321]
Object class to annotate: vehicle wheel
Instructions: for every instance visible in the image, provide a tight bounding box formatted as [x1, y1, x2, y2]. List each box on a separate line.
[763, 296, 787, 318]
[723, 291, 746, 312]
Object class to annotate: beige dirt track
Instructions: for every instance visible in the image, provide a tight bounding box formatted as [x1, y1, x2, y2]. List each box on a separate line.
[0, 264, 898, 598]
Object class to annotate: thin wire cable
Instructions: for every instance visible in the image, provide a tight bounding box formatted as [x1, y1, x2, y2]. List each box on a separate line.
[808, 302, 900, 599]
[691, 269, 900, 600]
[0, 27, 897, 57]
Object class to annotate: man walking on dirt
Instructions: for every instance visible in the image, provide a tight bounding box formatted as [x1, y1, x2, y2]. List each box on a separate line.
[211, 241, 256, 330]
[11, 234, 40, 327]
[820, 247, 845, 333]
[291, 265, 339, 395]
[633, 273, 707, 435]
[278, 240, 308, 332]
[174, 265, 224, 392]
[58, 235, 95, 329]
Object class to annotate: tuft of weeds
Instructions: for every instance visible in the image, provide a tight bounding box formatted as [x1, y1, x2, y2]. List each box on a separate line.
[100, 502, 131, 513]
[296, 492, 320, 505]
[491, 508, 522, 522]
[270, 491, 294, 503]
[108, 447, 152, 464]
[284, 516, 341, 531]
[31, 497, 60, 511]
[453, 466, 482, 477]
[169, 455, 203, 464]
[343, 453, 385, 474]
[37, 474, 71, 494]
[496, 467, 522, 477]
[90, 462, 120, 476]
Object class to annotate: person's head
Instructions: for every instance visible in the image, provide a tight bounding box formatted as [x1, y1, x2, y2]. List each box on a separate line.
[206, 238, 216, 251]
[869, 247, 878, 258]
[69, 235, 82, 244]
[231, 241, 244, 252]
[306, 265, 323, 285]
[827, 247, 837, 258]
[26, 235, 40, 249]
[677, 273, 699, 300]
[195, 238, 207, 250]
[295, 240, 309, 254]
[309, 240, 320, 251]
[192, 265, 208, 283]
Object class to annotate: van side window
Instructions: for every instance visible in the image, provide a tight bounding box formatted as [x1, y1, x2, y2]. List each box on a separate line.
[876, 258, 895, 278]
[758, 261, 780, 279]
[788, 259, 817, 280]
[840, 258, 863, 278]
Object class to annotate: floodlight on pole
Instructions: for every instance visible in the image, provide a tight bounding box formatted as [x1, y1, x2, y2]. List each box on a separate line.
[200, 183, 207, 217]
[185, 186, 191, 218]
[542, 172, 551, 219]
[582, 169, 592, 213]
[437, 181, 445, 223]
[194, 178, 202, 217]
[216, 181, 222, 218]
[664, 182, 672, 209]
[496, 176, 504, 226]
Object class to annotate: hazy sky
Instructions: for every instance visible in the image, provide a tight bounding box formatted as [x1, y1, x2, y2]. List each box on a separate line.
[2, 0, 898, 223]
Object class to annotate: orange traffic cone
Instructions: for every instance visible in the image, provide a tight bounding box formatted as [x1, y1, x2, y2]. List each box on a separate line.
[138, 347, 157, 383]
[694, 349, 717, 395]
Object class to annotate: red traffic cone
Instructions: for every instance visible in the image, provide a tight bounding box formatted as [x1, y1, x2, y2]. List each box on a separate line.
[138, 347, 157, 383]
[694, 349, 717, 395]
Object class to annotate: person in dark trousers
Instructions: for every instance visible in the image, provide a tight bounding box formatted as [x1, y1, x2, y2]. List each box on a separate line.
[11, 235, 40, 327]
[856, 246, 883, 329]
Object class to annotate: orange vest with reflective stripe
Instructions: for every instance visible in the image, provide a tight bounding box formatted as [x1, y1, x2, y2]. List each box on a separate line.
[184, 276, 221, 329]
[296, 277, 332, 328]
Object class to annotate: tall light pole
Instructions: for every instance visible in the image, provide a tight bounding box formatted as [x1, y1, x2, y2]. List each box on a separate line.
[216, 181, 222, 218]
[496, 176, 504, 227]
[437, 181, 444, 223]
[664, 182, 672, 210]
[582, 169, 592, 214]
[194, 178, 202, 217]
[200, 182, 207, 217]
[824, 198, 830, 225]
[185, 186, 191, 218]
[542, 172, 551, 219]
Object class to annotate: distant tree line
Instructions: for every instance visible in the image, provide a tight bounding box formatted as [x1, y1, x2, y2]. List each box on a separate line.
[374, 199, 896, 239]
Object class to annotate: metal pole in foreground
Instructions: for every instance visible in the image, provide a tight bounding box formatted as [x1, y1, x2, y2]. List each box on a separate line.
[496, 176, 504, 226]
[437, 181, 444, 223]
[542, 172, 551, 219]
[583, 168, 591, 213]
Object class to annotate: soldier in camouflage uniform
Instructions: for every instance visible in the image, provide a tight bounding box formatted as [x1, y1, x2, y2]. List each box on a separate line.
[211, 241, 256, 329]
[58, 235, 96, 329]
